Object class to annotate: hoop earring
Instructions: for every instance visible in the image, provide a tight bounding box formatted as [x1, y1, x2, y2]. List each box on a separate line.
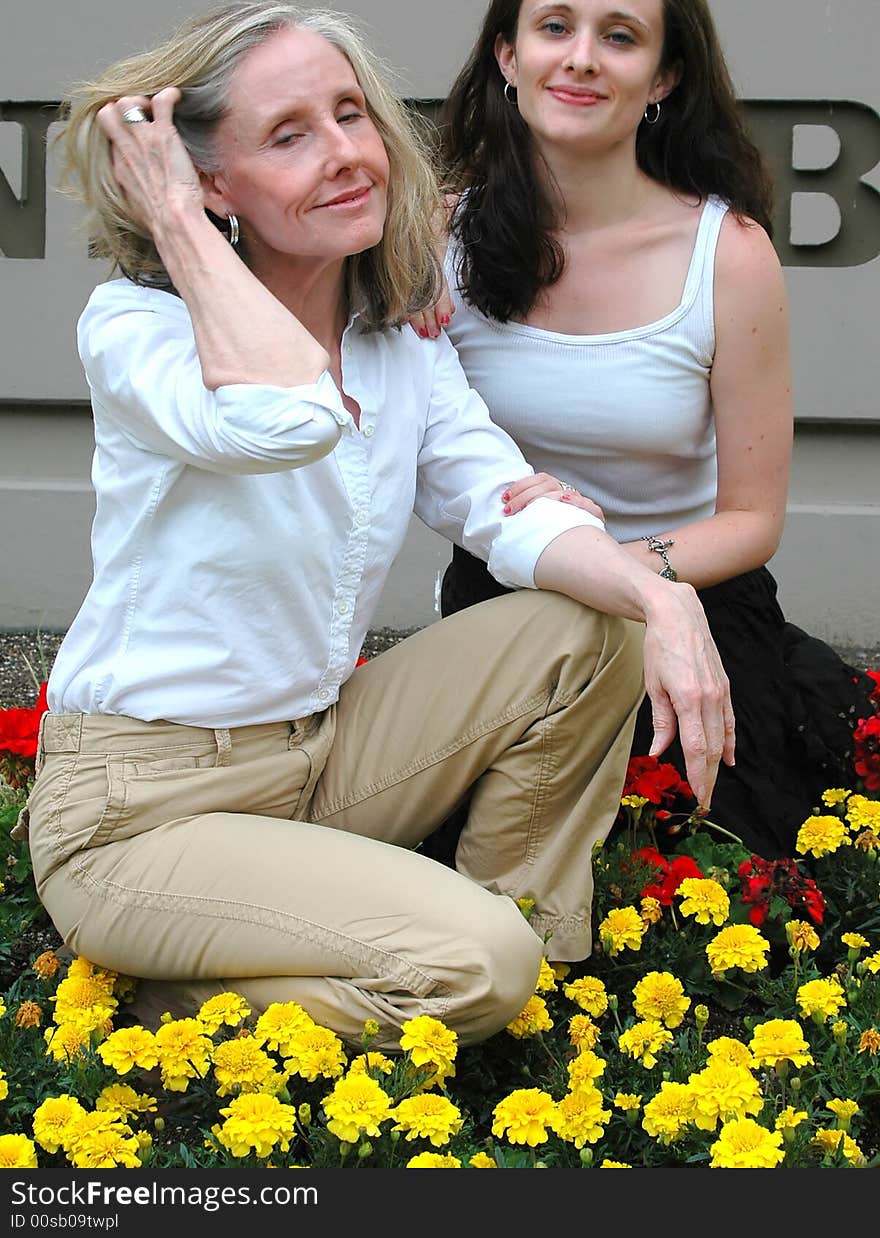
[503, 81, 517, 105]
[226, 213, 240, 247]
[644, 101, 661, 125]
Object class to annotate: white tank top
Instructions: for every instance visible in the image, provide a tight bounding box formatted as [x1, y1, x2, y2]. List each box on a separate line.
[445, 195, 730, 543]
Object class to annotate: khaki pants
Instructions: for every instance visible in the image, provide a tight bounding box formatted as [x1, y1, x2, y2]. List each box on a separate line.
[26, 591, 644, 1048]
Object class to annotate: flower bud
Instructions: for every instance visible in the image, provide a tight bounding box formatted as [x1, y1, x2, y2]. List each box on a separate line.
[579, 1148, 594, 1167]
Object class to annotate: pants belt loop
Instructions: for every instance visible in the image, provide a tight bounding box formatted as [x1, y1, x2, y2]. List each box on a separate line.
[214, 728, 232, 767]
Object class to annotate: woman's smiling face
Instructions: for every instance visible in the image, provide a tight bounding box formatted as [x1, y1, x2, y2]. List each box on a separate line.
[497, 1, 676, 160]
[202, 25, 390, 278]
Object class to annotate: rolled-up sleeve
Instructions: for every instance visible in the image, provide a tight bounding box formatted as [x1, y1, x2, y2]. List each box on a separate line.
[79, 294, 349, 474]
[413, 334, 604, 588]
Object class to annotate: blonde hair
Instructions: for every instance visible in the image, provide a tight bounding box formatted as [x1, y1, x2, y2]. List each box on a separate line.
[60, 2, 442, 328]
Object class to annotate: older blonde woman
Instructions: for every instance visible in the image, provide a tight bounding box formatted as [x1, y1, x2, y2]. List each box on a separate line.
[23, 2, 731, 1048]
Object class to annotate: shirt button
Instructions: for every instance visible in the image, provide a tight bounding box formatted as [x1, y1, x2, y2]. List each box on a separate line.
[337, 600, 350, 614]
[318, 689, 329, 701]
[363, 424, 374, 437]
[355, 510, 369, 526]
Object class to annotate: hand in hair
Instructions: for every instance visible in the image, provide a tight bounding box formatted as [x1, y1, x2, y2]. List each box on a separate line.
[96, 87, 205, 237]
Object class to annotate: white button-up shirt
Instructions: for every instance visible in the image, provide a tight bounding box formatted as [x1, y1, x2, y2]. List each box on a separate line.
[48, 279, 602, 727]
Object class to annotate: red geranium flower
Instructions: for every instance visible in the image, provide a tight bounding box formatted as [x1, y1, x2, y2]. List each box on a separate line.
[853, 714, 880, 791]
[0, 681, 48, 761]
[623, 755, 695, 807]
[634, 846, 703, 905]
[866, 670, 880, 709]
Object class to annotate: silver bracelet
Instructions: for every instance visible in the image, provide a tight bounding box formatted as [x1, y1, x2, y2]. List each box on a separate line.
[642, 534, 678, 581]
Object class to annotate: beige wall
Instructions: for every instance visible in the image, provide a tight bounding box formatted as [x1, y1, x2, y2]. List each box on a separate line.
[2, 1, 879, 640]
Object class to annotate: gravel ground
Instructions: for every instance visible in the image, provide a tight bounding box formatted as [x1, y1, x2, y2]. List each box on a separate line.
[0, 626, 877, 709]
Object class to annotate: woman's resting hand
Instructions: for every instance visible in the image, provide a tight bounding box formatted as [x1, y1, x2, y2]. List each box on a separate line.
[502, 472, 605, 525]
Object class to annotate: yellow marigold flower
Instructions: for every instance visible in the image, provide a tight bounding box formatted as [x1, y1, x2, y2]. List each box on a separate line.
[709, 1118, 785, 1169]
[569, 1015, 601, 1052]
[640, 896, 663, 926]
[0, 1134, 39, 1168]
[283, 1024, 346, 1084]
[694, 1005, 709, 1028]
[687, 1060, 763, 1132]
[515, 897, 535, 920]
[706, 1036, 755, 1069]
[154, 1019, 213, 1092]
[33, 950, 61, 980]
[469, 1152, 498, 1168]
[796, 976, 846, 1023]
[846, 795, 880, 835]
[535, 957, 557, 993]
[786, 920, 820, 952]
[599, 906, 647, 956]
[864, 951, 880, 974]
[600, 1159, 632, 1168]
[112, 973, 138, 1003]
[551, 1085, 611, 1148]
[212, 1038, 284, 1097]
[253, 1001, 316, 1056]
[613, 1093, 642, 1112]
[65, 1112, 141, 1169]
[362, 1019, 380, 1039]
[812, 1128, 866, 1165]
[406, 1151, 461, 1168]
[32, 1095, 87, 1154]
[506, 994, 553, 1039]
[322, 1074, 394, 1144]
[632, 971, 691, 1029]
[749, 1019, 814, 1069]
[621, 794, 649, 810]
[392, 1094, 464, 1147]
[97, 1025, 159, 1074]
[568, 1050, 607, 1089]
[858, 1028, 880, 1055]
[552, 961, 571, 982]
[399, 1015, 457, 1088]
[0, 1069, 7, 1102]
[841, 932, 871, 951]
[775, 1106, 808, 1133]
[821, 788, 851, 807]
[14, 1000, 43, 1029]
[796, 814, 850, 858]
[95, 1085, 156, 1121]
[491, 1088, 557, 1147]
[196, 992, 251, 1034]
[347, 1052, 394, 1078]
[214, 1093, 296, 1159]
[676, 877, 730, 926]
[51, 974, 118, 1027]
[563, 976, 608, 1017]
[642, 1082, 694, 1144]
[44, 1022, 91, 1064]
[618, 1020, 674, 1069]
[853, 829, 880, 852]
[706, 924, 770, 975]
[826, 1098, 860, 1129]
[0, 998, 5, 1019]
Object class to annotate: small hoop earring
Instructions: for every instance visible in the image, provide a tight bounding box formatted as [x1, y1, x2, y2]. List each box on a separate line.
[226, 213, 240, 247]
[644, 101, 661, 125]
[503, 81, 517, 105]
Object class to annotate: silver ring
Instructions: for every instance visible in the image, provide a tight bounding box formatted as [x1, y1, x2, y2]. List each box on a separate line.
[121, 106, 149, 124]
[560, 482, 576, 492]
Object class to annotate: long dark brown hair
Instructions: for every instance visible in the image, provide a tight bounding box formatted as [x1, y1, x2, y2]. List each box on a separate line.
[442, 0, 775, 322]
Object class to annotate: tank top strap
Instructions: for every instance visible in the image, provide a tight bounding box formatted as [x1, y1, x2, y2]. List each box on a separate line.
[681, 195, 730, 362]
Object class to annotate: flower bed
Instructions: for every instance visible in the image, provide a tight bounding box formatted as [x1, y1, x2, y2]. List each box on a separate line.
[1, 673, 880, 1169]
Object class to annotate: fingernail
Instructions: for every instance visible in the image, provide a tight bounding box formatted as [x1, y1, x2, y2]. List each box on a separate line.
[440, 314, 450, 325]
[418, 328, 427, 338]
[503, 505, 512, 515]
[502, 491, 510, 501]
[561, 493, 570, 501]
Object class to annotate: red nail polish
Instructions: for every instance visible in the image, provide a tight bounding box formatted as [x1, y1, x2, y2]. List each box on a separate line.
[502, 491, 510, 501]
[503, 505, 512, 515]
[440, 314, 450, 325]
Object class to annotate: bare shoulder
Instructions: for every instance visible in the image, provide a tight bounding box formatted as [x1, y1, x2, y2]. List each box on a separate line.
[715, 211, 784, 288]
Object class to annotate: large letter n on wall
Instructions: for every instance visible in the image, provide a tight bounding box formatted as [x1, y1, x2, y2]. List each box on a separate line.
[0, 103, 57, 258]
